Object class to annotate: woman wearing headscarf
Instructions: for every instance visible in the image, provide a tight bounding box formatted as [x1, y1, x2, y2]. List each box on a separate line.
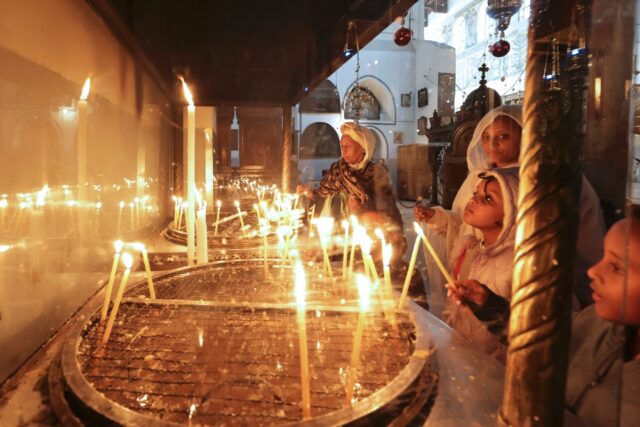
[415, 104, 605, 307]
[298, 122, 404, 258]
[297, 122, 430, 308]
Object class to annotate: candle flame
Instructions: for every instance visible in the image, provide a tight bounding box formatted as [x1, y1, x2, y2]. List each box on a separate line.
[360, 234, 372, 255]
[95, 202, 102, 209]
[80, 77, 91, 101]
[0, 199, 7, 208]
[413, 221, 424, 236]
[119, 201, 125, 209]
[356, 274, 371, 311]
[295, 261, 306, 308]
[131, 242, 145, 251]
[234, 200, 240, 208]
[216, 200, 222, 208]
[382, 243, 393, 267]
[0, 245, 11, 253]
[342, 219, 349, 230]
[121, 252, 133, 269]
[179, 76, 194, 106]
[114, 240, 123, 253]
[374, 228, 384, 241]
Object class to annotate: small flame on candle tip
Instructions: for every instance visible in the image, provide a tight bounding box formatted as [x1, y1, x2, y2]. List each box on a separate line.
[356, 274, 371, 311]
[121, 252, 134, 269]
[178, 76, 194, 106]
[216, 200, 222, 208]
[382, 243, 393, 267]
[114, 240, 123, 253]
[80, 77, 91, 101]
[119, 201, 125, 209]
[413, 221, 424, 236]
[374, 228, 384, 240]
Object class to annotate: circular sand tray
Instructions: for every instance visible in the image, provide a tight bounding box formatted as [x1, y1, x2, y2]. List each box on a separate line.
[59, 259, 437, 426]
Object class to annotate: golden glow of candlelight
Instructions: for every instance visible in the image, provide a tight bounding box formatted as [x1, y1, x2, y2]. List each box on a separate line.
[198, 328, 204, 348]
[0, 200, 7, 208]
[95, 202, 102, 209]
[234, 200, 240, 209]
[374, 228, 384, 241]
[356, 274, 371, 311]
[413, 221, 424, 236]
[382, 242, 392, 268]
[36, 185, 49, 207]
[216, 200, 222, 208]
[121, 252, 133, 269]
[80, 77, 91, 101]
[179, 76, 194, 106]
[114, 240, 123, 253]
[295, 261, 306, 308]
[0, 245, 12, 253]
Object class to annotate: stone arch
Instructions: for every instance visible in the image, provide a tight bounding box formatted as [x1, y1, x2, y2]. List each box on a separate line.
[299, 80, 341, 113]
[343, 76, 396, 123]
[299, 122, 341, 159]
[366, 126, 388, 160]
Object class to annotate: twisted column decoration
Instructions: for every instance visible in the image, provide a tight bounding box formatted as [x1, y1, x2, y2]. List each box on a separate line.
[500, 0, 584, 425]
[282, 106, 292, 193]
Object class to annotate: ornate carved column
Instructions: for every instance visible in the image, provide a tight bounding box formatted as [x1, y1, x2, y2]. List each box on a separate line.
[282, 106, 292, 193]
[500, 0, 585, 424]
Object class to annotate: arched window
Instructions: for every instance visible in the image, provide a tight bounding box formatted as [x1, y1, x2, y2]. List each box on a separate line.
[299, 123, 341, 159]
[344, 86, 380, 120]
[465, 10, 478, 48]
[477, 3, 488, 41]
[299, 80, 341, 113]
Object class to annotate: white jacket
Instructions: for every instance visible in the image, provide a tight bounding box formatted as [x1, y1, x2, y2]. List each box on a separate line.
[443, 169, 519, 361]
[427, 104, 605, 306]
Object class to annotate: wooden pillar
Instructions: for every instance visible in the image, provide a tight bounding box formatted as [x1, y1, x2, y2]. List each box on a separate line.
[281, 106, 292, 193]
[500, 0, 585, 425]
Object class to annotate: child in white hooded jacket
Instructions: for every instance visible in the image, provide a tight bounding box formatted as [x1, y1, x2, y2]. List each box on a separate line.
[416, 104, 605, 308]
[442, 168, 519, 362]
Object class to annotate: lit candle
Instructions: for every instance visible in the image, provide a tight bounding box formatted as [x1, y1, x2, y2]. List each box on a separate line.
[177, 201, 187, 230]
[134, 196, 140, 228]
[295, 261, 312, 419]
[234, 200, 247, 236]
[312, 217, 334, 276]
[260, 218, 269, 277]
[196, 203, 208, 264]
[418, 222, 456, 291]
[180, 77, 196, 266]
[399, 223, 423, 309]
[374, 227, 385, 261]
[214, 200, 221, 236]
[359, 235, 378, 282]
[382, 243, 397, 329]
[341, 220, 350, 279]
[102, 252, 133, 345]
[345, 274, 371, 405]
[132, 243, 156, 299]
[348, 216, 359, 277]
[77, 77, 90, 236]
[0, 198, 7, 230]
[117, 201, 124, 235]
[172, 196, 179, 227]
[101, 240, 123, 323]
[253, 203, 262, 223]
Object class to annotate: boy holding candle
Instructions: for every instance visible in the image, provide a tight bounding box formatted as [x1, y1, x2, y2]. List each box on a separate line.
[438, 168, 519, 361]
[448, 215, 640, 427]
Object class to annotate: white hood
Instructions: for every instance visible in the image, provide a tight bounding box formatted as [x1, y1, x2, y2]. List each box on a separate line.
[340, 121, 376, 170]
[466, 104, 523, 171]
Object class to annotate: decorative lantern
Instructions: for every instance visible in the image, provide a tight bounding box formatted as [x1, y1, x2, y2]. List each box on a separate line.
[487, 0, 522, 57]
[394, 18, 412, 46]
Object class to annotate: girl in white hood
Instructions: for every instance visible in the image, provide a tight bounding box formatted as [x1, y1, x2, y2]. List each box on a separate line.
[443, 168, 519, 361]
[415, 104, 605, 307]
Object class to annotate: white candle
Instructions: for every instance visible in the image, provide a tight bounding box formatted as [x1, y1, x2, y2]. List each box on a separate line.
[312, 217, 334, 276]
[196, 205, 208, 264]
[128, 202, 134, 230]
[181, 77, 196, 266]
[345, 274, 371, 405]
[133, 243, 156, 299]
[214, 200, 221, 236]
[172, 196, 179, 227]
[342, 220, 350, 279]
[101, 240, 123, 323]
[399, 223, 423, 309]
[234, 200, 247, 236]
[382, 243, 397, 329]
[77, 77, 90, 236]
[295, 262, 312, 419]
[348, 216, 359, 277]
[418, 223, 457, 291]
[102, 252, 133, 345]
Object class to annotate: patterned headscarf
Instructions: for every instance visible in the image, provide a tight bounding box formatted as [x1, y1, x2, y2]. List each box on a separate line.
[340, 122, 376, 171]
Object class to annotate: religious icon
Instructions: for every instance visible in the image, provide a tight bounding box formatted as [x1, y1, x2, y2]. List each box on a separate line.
[417, 116, 428, 135]
[401, 92, 411, 107]
[418, 88, 428, 108]
[394, 131, 404, 144]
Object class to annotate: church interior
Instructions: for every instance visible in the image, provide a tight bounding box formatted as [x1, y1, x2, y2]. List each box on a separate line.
[0, 1, 638, 426]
